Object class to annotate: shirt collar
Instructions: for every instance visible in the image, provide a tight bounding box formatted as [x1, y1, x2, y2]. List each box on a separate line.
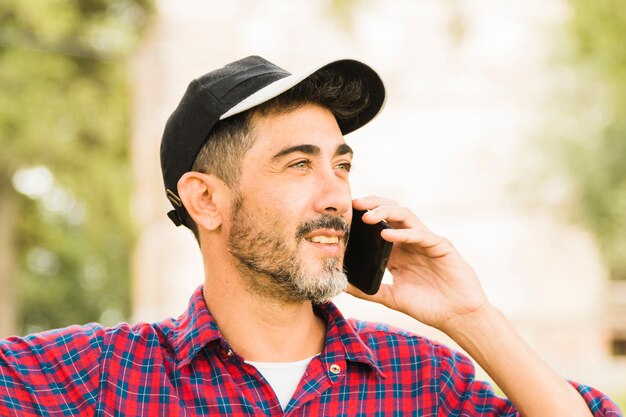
[315, 301, 387, 379]
[173, 285, 222, 369]
[172, 285, 386, 378]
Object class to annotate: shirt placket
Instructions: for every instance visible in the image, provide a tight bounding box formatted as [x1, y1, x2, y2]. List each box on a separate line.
[215, 342, 284, 416]
[282, 355, 346, 416]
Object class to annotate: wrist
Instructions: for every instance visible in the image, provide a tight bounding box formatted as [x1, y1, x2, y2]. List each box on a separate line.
[440, 302, 504, 345]
[439, 303, 594, 417]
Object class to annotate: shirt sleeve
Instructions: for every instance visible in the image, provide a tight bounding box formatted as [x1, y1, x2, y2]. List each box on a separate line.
[434, 342, 623, 417]
[0, 324, 104, 417]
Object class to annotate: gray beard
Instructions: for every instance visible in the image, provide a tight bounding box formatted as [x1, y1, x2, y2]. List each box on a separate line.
[227, 197, 348, 304]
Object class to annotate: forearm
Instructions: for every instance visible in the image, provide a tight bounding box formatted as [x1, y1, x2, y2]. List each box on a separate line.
[349, 198, 608, 415]
[442, 304, 593, 417]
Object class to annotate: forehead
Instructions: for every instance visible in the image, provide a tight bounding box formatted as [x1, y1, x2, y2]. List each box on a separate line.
[247, 103, 345, 154]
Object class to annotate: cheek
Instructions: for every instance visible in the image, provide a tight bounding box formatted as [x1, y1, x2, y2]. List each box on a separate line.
[239, 172, 316, 223]
[262, 180, 311, 210]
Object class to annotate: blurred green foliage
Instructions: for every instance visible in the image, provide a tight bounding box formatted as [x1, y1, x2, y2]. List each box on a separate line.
[0, 0, 153, 335]
[326, 0, 362, 28]
[559, 0, 626, 280]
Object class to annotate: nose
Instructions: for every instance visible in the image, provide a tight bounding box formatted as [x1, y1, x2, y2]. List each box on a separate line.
[312, 166, 352, 217]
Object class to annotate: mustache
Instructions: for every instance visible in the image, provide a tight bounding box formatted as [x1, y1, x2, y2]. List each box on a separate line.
[296, 215, 349, 241]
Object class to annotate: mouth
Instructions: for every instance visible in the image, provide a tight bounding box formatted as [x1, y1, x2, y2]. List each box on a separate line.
[307, 235, 340, 244]
[303, 229, 344, 254]
[297, 215, 348, 255]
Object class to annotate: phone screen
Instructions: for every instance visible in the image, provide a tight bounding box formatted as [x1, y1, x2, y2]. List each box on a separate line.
[343, 208, 393, 295]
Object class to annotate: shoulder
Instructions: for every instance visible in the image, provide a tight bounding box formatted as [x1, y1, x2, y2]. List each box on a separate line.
[101, 319, 171, 346]
[348, 318, 474, 373]
[0, 324, 110, 414]
[1, 323, 106, 361]
[349, 318, 446, 353]
[98, 318, 177, 361]
[0, 319, 170, 366]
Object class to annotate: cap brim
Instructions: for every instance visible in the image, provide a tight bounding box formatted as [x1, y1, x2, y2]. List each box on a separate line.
[219, 58, 386, 134]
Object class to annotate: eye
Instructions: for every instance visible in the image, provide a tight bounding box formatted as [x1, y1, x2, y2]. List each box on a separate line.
[289, 159, 311, 169]
[336, 162, 352, 172]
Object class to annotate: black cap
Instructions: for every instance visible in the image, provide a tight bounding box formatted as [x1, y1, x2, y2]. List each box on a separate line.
[160, 55, 386, 229]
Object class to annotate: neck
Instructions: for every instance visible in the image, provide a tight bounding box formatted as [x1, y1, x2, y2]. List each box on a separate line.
[202, 258, 326, 362]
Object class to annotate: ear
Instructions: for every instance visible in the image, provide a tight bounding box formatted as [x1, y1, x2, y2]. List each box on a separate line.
[177, 172, 229, 232]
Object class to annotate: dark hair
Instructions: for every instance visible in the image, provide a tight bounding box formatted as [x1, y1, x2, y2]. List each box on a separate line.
[188, 68, 370, 241]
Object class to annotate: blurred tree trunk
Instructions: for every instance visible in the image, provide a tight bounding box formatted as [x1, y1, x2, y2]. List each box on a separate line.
[0, 169, 17, 338]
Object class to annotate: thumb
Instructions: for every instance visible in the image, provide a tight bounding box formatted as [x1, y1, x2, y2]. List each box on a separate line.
[345, 283, 376, 300]
[345, 282, 394, 306]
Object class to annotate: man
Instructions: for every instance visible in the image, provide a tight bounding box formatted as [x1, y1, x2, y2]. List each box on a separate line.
[0, 56, 621, 416]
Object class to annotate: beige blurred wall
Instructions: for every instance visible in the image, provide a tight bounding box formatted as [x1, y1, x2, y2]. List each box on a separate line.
[131, 0, 625, 394]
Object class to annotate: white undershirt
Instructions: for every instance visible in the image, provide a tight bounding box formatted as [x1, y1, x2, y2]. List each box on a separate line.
[246, 355, 318, 410]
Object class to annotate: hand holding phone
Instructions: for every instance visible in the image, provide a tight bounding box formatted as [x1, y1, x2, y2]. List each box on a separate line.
[343, 209, 393, 295]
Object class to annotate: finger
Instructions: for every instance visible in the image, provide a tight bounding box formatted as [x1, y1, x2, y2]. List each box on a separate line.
[363, 205, 431, 232]
[345, 283, 378, 301]
[352, 196, 399, 211]
[382, 228, 454, 257]
[345, 282, 393, 306]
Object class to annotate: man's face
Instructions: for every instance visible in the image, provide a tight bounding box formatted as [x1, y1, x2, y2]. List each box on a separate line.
[227, 104, 353, 304]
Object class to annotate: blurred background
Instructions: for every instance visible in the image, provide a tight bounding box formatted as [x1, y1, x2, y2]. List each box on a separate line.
[0, 0, 624, 407]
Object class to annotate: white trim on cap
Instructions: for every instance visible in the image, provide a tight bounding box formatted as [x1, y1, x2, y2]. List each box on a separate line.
[219, 59, 343, 120]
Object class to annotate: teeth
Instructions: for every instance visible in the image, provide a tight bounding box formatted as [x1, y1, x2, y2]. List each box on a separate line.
[310, 235, 339, 244]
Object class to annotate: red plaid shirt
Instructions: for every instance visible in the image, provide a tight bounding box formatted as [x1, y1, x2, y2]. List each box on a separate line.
[0, 286, 621, 416]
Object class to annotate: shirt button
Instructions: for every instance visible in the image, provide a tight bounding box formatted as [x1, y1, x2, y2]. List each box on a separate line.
[329, 364, 341, 374]
[221, 348, 234, 359]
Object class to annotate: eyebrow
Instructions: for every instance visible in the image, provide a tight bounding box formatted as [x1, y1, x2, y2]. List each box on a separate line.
[335, 143, 353, 157]
[272, 143, 354, 160]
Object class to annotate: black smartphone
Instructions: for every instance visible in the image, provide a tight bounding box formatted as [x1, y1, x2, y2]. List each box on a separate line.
[343, 208, 393, 295]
